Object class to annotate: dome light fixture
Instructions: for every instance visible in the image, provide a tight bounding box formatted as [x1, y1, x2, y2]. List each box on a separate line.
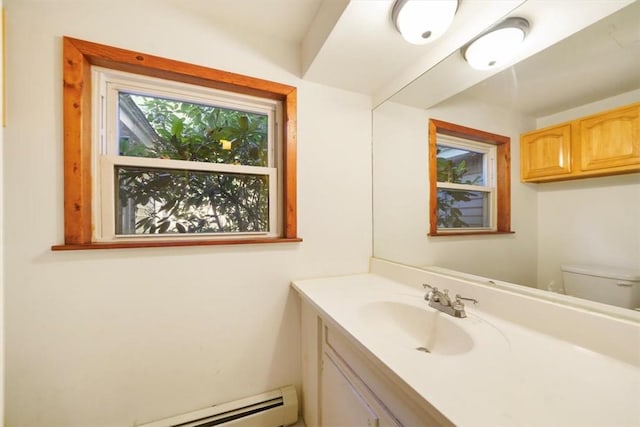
[462, 17, 530, 70]
[392, 0, 459, 45]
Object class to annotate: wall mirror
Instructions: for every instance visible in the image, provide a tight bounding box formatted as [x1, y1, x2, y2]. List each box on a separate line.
[372, 1, 640, 316]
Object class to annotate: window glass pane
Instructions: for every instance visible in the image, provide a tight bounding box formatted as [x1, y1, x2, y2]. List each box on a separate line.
[118, 93, 268, 167]
[437, 189, 489, 228]
[436, 145, 484, 185]
[115, 166, 269, 235]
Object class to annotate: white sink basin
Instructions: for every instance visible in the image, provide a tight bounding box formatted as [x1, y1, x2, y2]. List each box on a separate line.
[359, 301, 474, 355]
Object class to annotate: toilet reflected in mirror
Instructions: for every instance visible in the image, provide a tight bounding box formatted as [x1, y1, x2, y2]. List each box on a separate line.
[561, 265, 640, 310]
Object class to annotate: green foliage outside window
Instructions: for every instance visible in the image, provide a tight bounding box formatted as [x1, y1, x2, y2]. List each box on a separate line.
[436, 147, 481, 228]
[116, 93, 271, 235]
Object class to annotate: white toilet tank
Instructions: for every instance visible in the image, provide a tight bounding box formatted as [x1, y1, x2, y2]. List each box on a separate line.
[561, 264, 640, 309]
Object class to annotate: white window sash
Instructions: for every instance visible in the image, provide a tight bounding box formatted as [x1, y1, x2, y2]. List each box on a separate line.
[99, 156, 278, 241]
[436, 185, 496, 230]
[436, 182, 494, 193]
[108, 155, 274, 175]
[437, 134, 492, 154]
[101, 72, 278, 166]
[438, 227, 494, 232]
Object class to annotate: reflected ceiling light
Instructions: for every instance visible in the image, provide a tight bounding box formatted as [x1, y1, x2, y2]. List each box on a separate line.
[392, 0, 459, 45]
[462, 17, 530, 70]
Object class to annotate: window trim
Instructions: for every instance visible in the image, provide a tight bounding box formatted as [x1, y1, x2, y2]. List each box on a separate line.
[428, 119, 512, 237]
[53, 36, 300, 250]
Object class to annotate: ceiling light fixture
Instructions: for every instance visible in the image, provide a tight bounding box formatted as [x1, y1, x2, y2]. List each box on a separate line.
[462, 17, 530, 70]
[392, 0, 459, 45]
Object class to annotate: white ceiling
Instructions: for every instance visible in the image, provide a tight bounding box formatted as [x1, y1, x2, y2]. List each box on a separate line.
[176, 0, 525, 95]
[302, 0, 526, 98]
[179, 0, 638, 114]
[450, 0, 640, 117]
[168, 0, 325, 44]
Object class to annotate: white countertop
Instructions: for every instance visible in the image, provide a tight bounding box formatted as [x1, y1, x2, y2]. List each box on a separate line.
[292, 273, 640, 427]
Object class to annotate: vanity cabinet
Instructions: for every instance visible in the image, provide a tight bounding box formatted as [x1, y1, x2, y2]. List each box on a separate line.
[299, 300, 452, 427]
[321, 352, 378, 426]
[520, 102, 639, 182]
[321, 341, 400, 427]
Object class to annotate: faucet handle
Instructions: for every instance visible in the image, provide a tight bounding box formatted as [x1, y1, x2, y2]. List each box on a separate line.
[455, 294, 478, 305]
[423, 283, 437, 291]
[423, 283, 438, 302]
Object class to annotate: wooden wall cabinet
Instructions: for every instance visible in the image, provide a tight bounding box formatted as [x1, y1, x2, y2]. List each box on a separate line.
[520, 102, 639, 182]
[521, 123, 572, 181]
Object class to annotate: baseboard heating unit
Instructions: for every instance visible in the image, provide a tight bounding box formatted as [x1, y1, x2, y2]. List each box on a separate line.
[137, 385, 298, 427]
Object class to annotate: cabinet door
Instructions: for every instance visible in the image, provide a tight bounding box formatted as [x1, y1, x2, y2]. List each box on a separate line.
[521, 124, 572, 181]
[321, 353, 379, 427]
[579, 104, 640, 171]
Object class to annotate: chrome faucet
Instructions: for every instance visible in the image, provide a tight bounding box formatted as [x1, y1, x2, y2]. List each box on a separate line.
[423, 284, 478, 318]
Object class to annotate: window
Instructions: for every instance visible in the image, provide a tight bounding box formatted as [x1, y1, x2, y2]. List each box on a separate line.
[95, 69, 280, 240]
[428, 119, 512, 236]
[54, 37, 299, 250]
[436, 137, 496, 229]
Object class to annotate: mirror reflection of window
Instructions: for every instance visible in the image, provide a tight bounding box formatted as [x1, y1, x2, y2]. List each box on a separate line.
[436, 138, 496, 229]
[429, 119, 511, 236]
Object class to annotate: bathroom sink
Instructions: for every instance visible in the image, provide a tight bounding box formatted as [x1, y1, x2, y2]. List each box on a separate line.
[359, 301, 474, 355]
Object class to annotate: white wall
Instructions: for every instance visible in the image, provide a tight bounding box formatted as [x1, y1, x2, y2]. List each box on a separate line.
[1, 0, 4, 423]
[535, 91, 640, 291]
[536, 89, 640, 129]
[373, 97, 539, 286]
[3, 1, 372, 426]
[536, 174, 640, 291]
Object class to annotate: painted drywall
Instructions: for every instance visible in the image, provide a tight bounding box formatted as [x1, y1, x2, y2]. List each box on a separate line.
[3, 1, 372, 426]
[536, 174, 640, 291]
[1, 0, 4, 423]
[372, 97, 538, 286]
[534, 91, 640, 291]
[536, 89, 640, 129]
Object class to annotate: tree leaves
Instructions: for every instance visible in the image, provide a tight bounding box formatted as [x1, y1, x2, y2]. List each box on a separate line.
[115, 93, 272, 236]
[437, 151, 476, 228]
[116, 157, 268, 235]
[171, 118, 184, 137]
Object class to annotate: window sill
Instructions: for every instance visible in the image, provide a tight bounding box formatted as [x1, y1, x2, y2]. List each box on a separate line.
[428, 231, 515, 237]
[52, 237, 303, 251]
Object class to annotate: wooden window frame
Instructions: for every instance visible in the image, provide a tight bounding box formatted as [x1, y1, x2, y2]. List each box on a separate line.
[53, 37, 300, 250]
[428, 119, 513, 237]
